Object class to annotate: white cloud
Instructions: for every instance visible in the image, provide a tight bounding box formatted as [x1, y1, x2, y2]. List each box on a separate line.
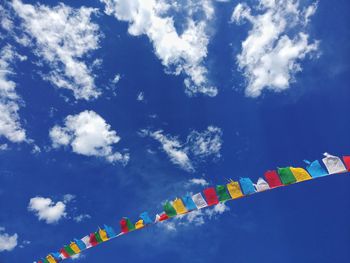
[232, 0, 319, 97]
[0, 228, 18, 252]
[50, 110, 129, 164]
[63, 194, 75, 203]
[136, 91, 144, 101]
[100, 0, 217, 97]
[12, 0, 102, 100]
[143, 126, 222, 171]
[0, 45, 26, 143]
[73, 214, 91, 223]
[28, 197, 66, 224]
[188, 178, 209, 186]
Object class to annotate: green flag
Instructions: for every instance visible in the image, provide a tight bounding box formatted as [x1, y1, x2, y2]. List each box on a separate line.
[164, 201, 177, 217]
[94, 232, 103, 243]
[125, 218, 135, 231]
[64, 245, 75, 256]
[277, 167, 297, 185]
[216, 185, 231, 202]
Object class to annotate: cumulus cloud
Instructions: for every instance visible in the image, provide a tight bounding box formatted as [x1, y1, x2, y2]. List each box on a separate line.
[142, 126, 222, 172]
[50, 110, 129, 164]
[28, 197, 67, 224]
[0, 228, 18, 252]
[0, 45, 26, 143]
[232, 0, 319, 97]
[12, 0, 102, 100]
[100, 0, 217, 97]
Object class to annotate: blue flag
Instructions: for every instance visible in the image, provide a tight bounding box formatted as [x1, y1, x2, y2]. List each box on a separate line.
[140, 212, 153, 225]
[304, 160, 327, 178]
[239, 177, 256, 195]
[182, 194, 197, 211]
[104, 225, 117, 238]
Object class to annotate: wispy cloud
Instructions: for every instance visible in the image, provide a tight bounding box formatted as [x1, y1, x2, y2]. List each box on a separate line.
[0, 228, 18, 252]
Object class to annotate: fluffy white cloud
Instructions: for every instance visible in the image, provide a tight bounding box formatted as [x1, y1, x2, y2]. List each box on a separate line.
[28, 197, 66, 224]
[0, 228, 18, 252]
[50, 110, 129, 164]
[12, 0, 102, 100]
[0, 45, 26, 143]
[188, 178, 209, 186]
[143, 126, 222, 172]
[100, 0, 217, 97]
[232, 0, 319, 97]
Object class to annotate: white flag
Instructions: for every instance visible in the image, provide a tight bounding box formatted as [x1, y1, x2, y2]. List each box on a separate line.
[81, 235, 92, 248]
[322, 153, 347, 174]
[192, 193, 208, 209]
[254, 177, 270, 192]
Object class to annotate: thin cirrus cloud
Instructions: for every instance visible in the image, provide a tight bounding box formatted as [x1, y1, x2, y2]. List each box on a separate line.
[0, 227, 18, 252]
[100, 0, 218, 97]
[141, 126, 223, 172]
[232, 0, 319, 97]
[49, 110, 129, 165]
[12, 0, 102, 101]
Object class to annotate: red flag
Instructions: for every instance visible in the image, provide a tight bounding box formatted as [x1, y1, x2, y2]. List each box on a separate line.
[264, 170, 283, 188]
[120, 218, 129, 233]
[203, 187, 219, 206]
[89, 233, 98, 246]
[343, 156, 350, 171]
[159, 213, 169, 221]
[59, 248, 70, 258]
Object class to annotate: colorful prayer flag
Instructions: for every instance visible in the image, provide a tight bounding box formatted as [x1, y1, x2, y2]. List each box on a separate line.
[89, 233, 98, 246]
[192, 193, 208, 209]
[69, 242, 80, 254]
[46, 255, 56, 263]
[322, 153, 347, 174]
[156, 213, 169, 222]
[125, 218, 136, 231]
[216, 185, 231, 202]
[104, 225, 117, 238]
[94, 232, 103, 243]
[290, 167, 312, 182]
[343, 156, 350, 171]
[164, 202, 177, 217]
[227, 181, 244, 199]
[59, 248, 69, 259]
[182, 194, 197, 211]
[277, 167, 297, 185]
[81, 235, 92, 249]
[304, 160, 327, 178]
[140, 212, 153, 225]
[63, 245, 75, 256]
[264, 170, 283, 188]
[51, 252, 61, 261]
[254, 178, 270, 192]
[120, 218, 129, 233]
[99, 229, 109, 241]
[172, 198, 188, 214]
[203, 187, 219, 206]
[135, 219, 144, 229]
[239, 178, 256, 195]
[74, 238, 86, 251]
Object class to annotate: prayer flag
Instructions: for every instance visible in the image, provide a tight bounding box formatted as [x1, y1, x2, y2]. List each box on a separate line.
[164, 202, 177, 217]
[51, 252, 61, 261]
[239, 178, 256, 195]
[290, 167, 312, 182]
[43, 258, 49, 263]
[120, 218, 129, 233]
[59, 248, 69, 259]
[81, 235, 92, 249]
[46, 255, 56, 263]
[172, 198, 188, 214]
[104, 225, 117, 238]
[264, 170, 283, 188]
[227, 181, 243, 199]
[304, 160, 327, 178]
[94, 232, 103, 243]
[343, 156, 350, 171]
[63, 245, 75, 256]
[254, 178, 270, 192]
[135, 220, 144, 229]
[192, 193, 208, 209]
[277, 167, 297, 185]
[99, 229, 109, 241]
[126, 218, 135, 231]
[140, 212, 153, 225]
[203, 187, 219, 206]
[89, 233, 98, 246]
[322, 153, 347, 174]
[156, 213, 169, 222]
[69, 242, 80, 254]
[74, 239, 86, 251]
[216, 185, 231, 202]
[182, 194, 197, 211]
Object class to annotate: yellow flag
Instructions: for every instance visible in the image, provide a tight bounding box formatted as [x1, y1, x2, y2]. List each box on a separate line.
[172, 198, 188, 214]
[46, 255, 56, 263]
[135, 219, 144, 229]
[70, 242, 81, 254]
[99, 229, 109, 241]
[227, 181, 243, 199]
[290, 167, 312, 182]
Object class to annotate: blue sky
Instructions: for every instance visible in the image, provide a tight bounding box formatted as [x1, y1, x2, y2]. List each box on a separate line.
[0, 0, 349, 262]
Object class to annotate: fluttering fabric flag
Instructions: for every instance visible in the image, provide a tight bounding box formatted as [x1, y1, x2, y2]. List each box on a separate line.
[156, 213, 169, 222]
[46, 255, 56, 263]
[172, 198, 188, 214]
[94, 232, 103, 243]
[104, 225, 117, 238]
[304, 160, 328, 178]
[140, 212, 153, 225]
[120, 218, 129, 233]
[74, 238, 86, 251]
[290, 167, 312, 182]
[43, 259, 49, 263]
[192, 193, 208, 209]
[277, 167, 297, 185]
[203, 187, 219, 206]
[216, 185, 231, 202]
[99, 229, 109, 241]
[182, 194, 197, 211]
[254, 178, 270, 192]
[81, 235, 92, 249]
[227, 181, 243, 199]
[135, 219, 144, 229]
[264, 170, 283, 188]
[51, 252, 61, 262]
[89, 233, 98, 246]
[69, 242, 80, 254]
[63, 245, 75, 256]
[126, 218, 135, 231]
[322, 153, 347, 174]
[59, 248, 69, 259]
[239, 178, 256, 195]
[164, 202, 177, 217]
[343, 156, 350, 171]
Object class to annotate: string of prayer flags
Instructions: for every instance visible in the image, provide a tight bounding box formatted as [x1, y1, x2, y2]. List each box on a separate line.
[239, 178, 256, 195]
[227, 181, 243, 199]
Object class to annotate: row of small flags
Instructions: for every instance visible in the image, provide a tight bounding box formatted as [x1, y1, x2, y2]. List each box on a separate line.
[37, 153, 350, 262]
